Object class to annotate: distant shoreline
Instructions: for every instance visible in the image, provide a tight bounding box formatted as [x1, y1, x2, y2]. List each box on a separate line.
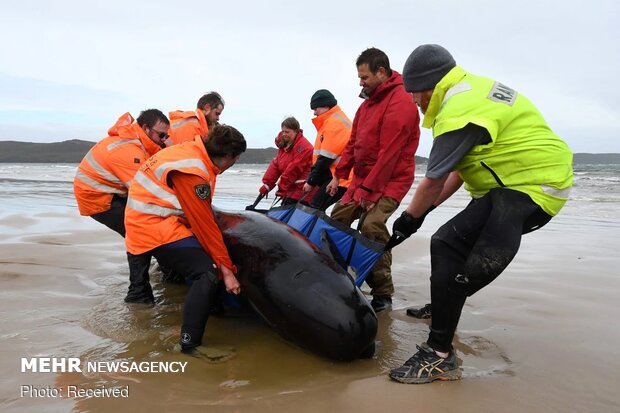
[0, 140, 619, 164]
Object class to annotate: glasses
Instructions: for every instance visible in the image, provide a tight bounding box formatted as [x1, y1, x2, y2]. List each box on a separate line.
[150, 128, 169, 140]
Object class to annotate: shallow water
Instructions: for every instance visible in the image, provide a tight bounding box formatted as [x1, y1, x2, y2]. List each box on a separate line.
[1, 163, 620, 412]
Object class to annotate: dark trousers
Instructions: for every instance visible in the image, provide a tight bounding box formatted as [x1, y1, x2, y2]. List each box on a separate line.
[90, 195, 127, 237]
[427, 188, 552, 353]
[310, 183, 347, 211]
[127, 237, 219, 349]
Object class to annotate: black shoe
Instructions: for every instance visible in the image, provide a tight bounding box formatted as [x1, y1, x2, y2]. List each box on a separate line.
[406, 303, 432, 319]
[371, 296, 392, 312]
[124, 294, 154, 304]
[389, 343, 461, 384]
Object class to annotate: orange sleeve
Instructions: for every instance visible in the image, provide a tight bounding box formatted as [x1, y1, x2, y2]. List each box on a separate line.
[168, 171, 235, 273]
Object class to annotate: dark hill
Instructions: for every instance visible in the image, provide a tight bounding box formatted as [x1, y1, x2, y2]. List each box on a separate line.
[0, 140, 279, 164]
[1, 140, 616, 165]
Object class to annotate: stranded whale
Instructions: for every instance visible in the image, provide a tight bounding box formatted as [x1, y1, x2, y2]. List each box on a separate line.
[215, 209, 378, 361]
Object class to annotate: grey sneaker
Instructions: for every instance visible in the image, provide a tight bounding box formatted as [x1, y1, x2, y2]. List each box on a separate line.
[389, 343, 461, 384]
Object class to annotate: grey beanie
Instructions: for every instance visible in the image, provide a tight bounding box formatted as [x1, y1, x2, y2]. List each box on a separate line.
[310, 89, 337, 110]
[402, 44, 456, 92]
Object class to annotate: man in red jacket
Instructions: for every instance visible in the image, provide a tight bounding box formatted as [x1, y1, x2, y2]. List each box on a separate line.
[259, 117, 314, 205]
[327, 47, 420, 312]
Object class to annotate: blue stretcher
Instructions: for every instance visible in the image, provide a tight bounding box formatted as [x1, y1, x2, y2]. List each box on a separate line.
[266, 203, 385, 286]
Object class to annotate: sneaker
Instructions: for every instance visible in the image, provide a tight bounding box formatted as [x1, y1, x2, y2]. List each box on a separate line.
[371, 296, 392, 312]
[406, 303, 432, 319]
[389, 343, 461, 384]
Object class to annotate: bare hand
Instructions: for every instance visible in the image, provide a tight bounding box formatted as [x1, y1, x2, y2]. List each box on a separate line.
[220, 265, 240, 295]
[360, 198, 375, 211]
[302, 183, 312, 193]
[326, 177, 339, 196]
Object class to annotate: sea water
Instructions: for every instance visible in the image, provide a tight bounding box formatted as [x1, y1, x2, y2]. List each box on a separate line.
[1, 162, 619, 218]
[1, 162, 620, 413]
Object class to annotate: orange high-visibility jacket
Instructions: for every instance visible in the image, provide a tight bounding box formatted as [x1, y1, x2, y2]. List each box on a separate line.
[310, 105, 353, 188]
[167, 109, 208, 145]
[73, 112, 162, 216]
[124, 137, 232, 269]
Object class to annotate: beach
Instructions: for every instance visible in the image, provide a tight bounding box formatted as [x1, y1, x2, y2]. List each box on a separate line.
[1, 163, 619, 413]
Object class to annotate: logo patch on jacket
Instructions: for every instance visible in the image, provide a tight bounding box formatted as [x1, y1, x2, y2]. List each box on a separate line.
[194, 184, 211, 200]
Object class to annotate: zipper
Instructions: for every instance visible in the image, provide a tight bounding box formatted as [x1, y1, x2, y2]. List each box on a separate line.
[480, 161, 505, 187]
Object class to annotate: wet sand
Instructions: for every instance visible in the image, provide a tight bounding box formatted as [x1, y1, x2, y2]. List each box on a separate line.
[1, 205, 619, 413]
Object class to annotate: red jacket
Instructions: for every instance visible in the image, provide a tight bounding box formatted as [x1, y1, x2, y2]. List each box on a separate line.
[336, 71, 420, 204]
[262, 130, 314, 201]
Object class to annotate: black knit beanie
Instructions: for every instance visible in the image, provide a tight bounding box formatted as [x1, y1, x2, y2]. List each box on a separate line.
[310, 89, 337, 110]
[402, 44, 456, 92]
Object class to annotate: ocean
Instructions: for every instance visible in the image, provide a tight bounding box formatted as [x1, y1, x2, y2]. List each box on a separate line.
[2, 162, 619, 217]
[1, 162, 619, 413]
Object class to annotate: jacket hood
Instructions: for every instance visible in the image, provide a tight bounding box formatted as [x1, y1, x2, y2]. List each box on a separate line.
[366, 71, 405, 103]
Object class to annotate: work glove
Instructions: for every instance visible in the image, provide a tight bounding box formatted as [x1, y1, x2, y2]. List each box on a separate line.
[384, 206, 436, 251]
[259, 184, 270, 196]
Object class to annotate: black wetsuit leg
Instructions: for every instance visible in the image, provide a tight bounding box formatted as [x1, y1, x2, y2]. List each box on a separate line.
[427, 188, 552, 352]
[152, 239, 219, 350]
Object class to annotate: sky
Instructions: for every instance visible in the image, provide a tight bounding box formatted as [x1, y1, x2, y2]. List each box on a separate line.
[0, 1, 618, 156]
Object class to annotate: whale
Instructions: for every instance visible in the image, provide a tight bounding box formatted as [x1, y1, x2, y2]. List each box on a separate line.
[215, 209, 378, 361]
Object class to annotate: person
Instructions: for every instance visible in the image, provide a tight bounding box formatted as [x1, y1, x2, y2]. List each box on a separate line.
[259, 116, 314, 205]
[387, 44, 573, 384]
[124, 124, 247, 354]
[302, 89, 353, 211]
[73, 109, 169, 237]
[325, 47, 420, 312]
[166, 91, 225, 146]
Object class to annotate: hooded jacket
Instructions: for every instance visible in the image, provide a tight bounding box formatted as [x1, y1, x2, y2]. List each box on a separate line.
[73, 112, 162, 216]
[167, 109, 209, 145]
[262, 130, 314, 201]
[335, 71, 420, 204]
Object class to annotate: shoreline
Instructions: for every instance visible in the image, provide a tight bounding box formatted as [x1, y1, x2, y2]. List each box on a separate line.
[1, 199, 619, 412]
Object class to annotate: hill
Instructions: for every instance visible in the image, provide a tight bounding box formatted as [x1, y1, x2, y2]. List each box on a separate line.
[1, 140, 617, 165]
[572, 153, 620, 164]
[0, 140, 278, 164]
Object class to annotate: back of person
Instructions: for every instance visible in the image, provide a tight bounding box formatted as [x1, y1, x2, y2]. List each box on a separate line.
[74, 111, 166, 217]
[167, 110, 208, 146]
[124, 138, 215, 254]
[166, 91, 225, 147]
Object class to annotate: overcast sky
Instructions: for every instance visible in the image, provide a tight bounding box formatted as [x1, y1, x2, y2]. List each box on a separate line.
[1, 1, 618, 156]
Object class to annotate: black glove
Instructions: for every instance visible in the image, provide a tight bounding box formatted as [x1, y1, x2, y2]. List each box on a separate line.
[393, 211, 424, 238]
[384, 206, 436, 251]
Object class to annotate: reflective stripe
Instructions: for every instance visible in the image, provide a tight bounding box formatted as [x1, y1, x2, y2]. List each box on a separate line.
[133, 171, 182, 209]
[442, 81, 472, 106]
[541, 185, 571, 199]
[171, 118, 199, 129]
[107, 138, 143, 151]
[83, 151, 125, 187]
[153, 159, 209, 181]
[126, 197, 184, 217]
[74, 169, 127, 194]
[313, 149, 320, 156]
[332, 112, 352, 129]
[317, 148, 338, 159]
